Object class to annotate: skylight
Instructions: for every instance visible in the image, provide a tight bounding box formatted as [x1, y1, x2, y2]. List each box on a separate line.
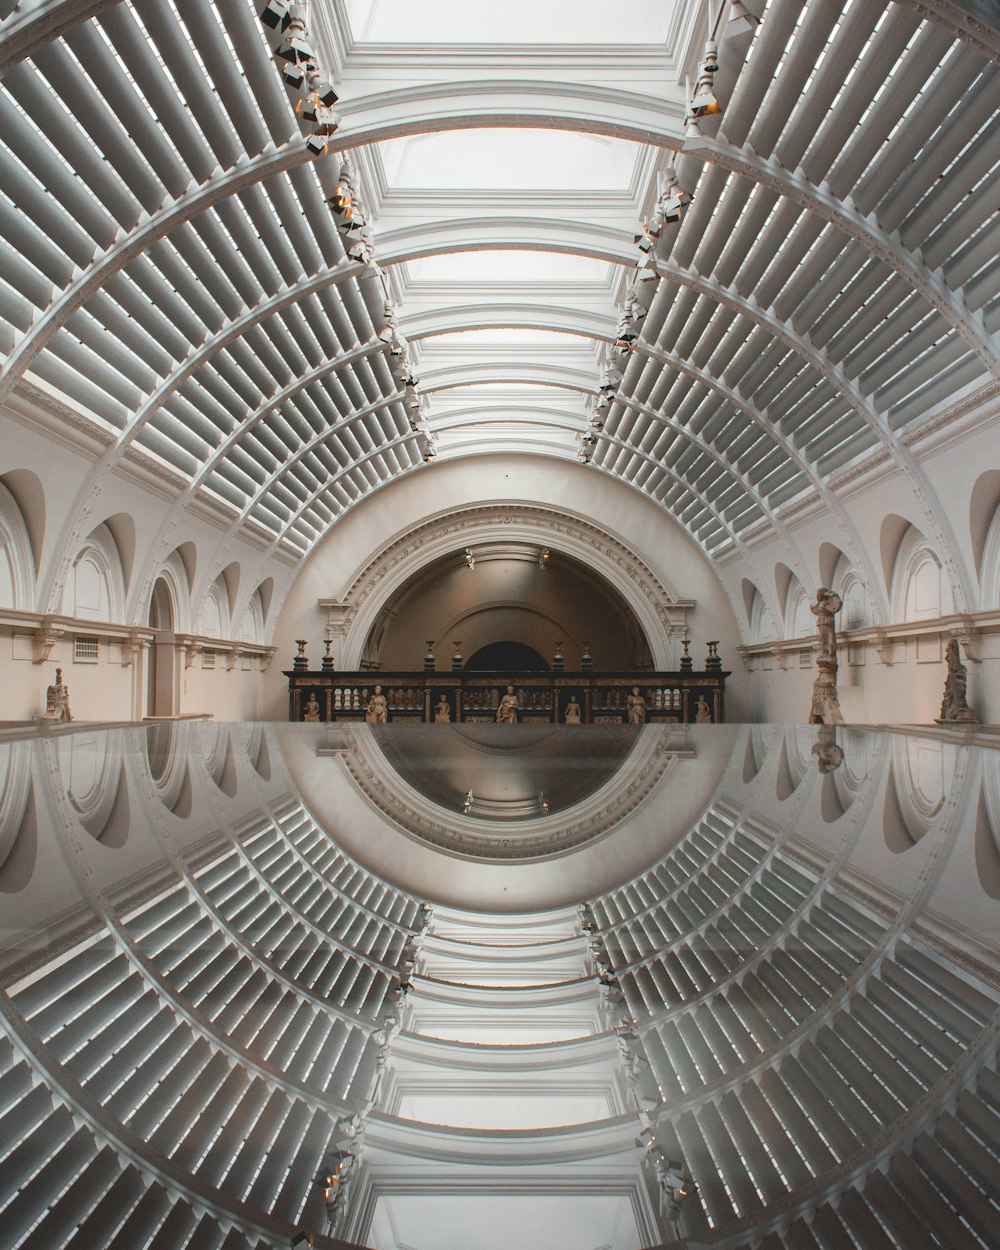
[405, 252, 612, 285]
[378, 131, 641, 191]
[346, 0, 678, 45]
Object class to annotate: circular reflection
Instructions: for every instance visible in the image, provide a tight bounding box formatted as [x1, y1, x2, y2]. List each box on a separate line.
[373, 723, 642, 821]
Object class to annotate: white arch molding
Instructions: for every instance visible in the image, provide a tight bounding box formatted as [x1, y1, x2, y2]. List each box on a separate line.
[326, 504, 695, 671]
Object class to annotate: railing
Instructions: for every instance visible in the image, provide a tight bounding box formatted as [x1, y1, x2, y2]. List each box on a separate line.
[284, 669, 730, 724]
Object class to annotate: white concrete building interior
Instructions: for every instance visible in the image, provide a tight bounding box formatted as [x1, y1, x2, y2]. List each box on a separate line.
[1, 1, 1000, 1248]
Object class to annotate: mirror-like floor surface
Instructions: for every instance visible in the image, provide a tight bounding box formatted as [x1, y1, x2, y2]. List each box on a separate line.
[0, 723, 998, 1250]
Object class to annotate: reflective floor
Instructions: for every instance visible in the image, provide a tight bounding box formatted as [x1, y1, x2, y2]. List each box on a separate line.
[0, 723, 998, 1250]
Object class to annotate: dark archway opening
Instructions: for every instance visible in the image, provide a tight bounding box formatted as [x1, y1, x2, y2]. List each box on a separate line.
[465, 641, 549, 671]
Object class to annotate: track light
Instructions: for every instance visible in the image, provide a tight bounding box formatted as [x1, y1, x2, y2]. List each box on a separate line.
[659, 168, 692, 224]
[464, 547, 475, 571]
[688, 40, 721, 122]
[260, 0, 289, 29]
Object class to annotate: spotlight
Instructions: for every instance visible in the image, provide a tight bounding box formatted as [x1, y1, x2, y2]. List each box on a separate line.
[260, 0, 289, 29]
[539, 547, 551, 568]
[659, 168, 692, 223]
[464, 547, 475, 571]
[689, 40, 721, 120]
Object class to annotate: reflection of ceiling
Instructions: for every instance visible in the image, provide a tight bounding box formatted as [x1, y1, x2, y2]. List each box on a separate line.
[375, 723, 644, 821]
[325, 723, 683, 859]
[1, 723, 999, 1250]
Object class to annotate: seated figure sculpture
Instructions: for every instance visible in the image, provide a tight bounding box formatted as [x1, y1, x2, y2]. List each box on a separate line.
[42, 668, 72, 723]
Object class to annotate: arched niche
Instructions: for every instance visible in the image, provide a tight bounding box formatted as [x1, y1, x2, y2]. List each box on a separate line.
[339, 505, 689, 671]
[147, 575, 178, 718]
[201, 577, 230, 639]
[0, 469, 44, 578]
[0, 478, 35, 610]
[969, 469, 1000, 586]
[785, 579, 812, 639]
[890, 524, 954, 623]
[359, 543, 654, 672]
[62, 522, 126, 622]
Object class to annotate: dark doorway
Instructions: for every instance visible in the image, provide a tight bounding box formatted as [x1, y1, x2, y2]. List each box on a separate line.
[465, 641, 549, 671]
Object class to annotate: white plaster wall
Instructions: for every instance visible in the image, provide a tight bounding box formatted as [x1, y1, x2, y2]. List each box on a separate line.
[722, 392, 1000, 724]
[265, 454, 749, 720]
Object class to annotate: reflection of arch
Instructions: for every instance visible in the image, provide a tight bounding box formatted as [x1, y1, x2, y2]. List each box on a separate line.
[0, 478, 34, 610]
[0, 740, 33, 891]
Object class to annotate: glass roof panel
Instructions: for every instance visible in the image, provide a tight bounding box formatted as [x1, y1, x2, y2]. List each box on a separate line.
[347, 0, 678, 45]
[379, 131, 640, 191]
[406, 252, 612, 285]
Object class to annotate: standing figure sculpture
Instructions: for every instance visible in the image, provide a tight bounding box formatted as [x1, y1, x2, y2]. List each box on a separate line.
[365, 685, 388, 724]
[42, 667, 73, 723]
[808, 587, 845, 725]
[496, 686, 519, 724]
[564, 697, 582, 724]
[695, 694, 712, 723]
[627, 686, 646, 725]
[936, 638, 978, 725]
[433, 694, 451, 723]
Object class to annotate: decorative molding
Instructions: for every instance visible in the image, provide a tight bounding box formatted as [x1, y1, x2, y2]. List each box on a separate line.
[331, 503, 691, 669]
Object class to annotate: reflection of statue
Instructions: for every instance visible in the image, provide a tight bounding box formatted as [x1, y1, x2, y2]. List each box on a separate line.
[936, 638, 978, 725]
[42, 668, 72, 723]
[496, 686, 519, 724]
[302, 693, 321, 722]
[695, 695, 712, 723]
[809, 587, 845, 725]
[433, 694, 451, 723]
[811, 724, 844, 773]
[365, 685, 388, 724]
[564, 697, 582, 724]
[627, 686, 646, 725]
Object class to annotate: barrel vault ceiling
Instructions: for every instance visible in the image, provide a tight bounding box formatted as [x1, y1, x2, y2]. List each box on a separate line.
[1, 0, 999, 563]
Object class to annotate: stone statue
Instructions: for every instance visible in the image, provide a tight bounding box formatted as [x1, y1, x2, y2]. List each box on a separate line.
[695, 694, 712, 723]
[42, 667, 72, 723]
[564, 697, 582, 724]
[303, 693, 321, 722]
[808, 587, 845, 725]
[936, 638, 978, 725]
[811, 724, 844, 773]
[496, 685, 519, 724]
[627, 686, 646, 725]
[365, 685, 388, 724]
[433, 694, 451, 723]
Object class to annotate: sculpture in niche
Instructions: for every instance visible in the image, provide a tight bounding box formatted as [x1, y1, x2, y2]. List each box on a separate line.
[564, 697, 582, 724]
[365, 685, 388, 724]
[433, 694, 451, 723]
[808, 587, 845, 725]
[936, 638, 978, 725]
[695, 694, 712, 723]
[41, 667, 73, 723]
[627, 686, 646, 725]
[302, 693, 321, 722]
[496, 686, 519, 724]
